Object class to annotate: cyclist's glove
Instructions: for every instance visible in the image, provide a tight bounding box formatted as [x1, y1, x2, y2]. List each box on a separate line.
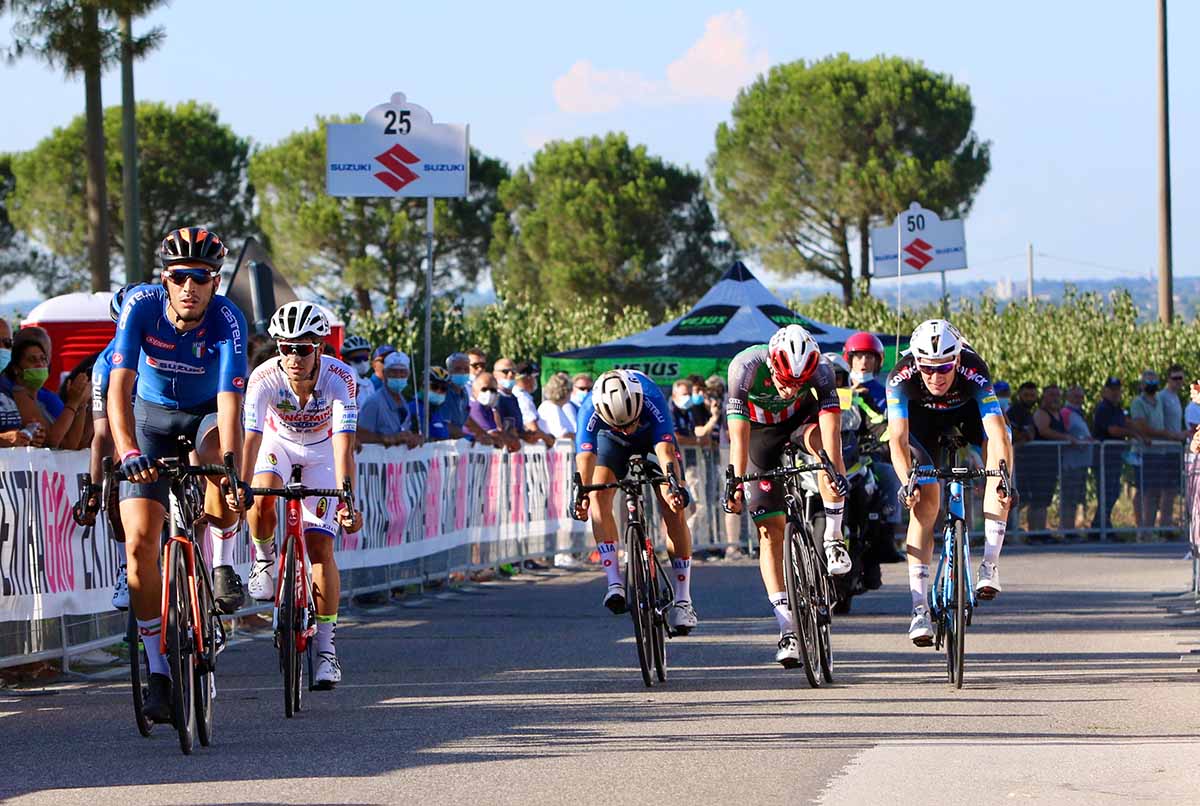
[828, 472, 849, 498]
[71, 485, 100, 526]
[224, 479, 254, 510]
[120, 453, 154, 478]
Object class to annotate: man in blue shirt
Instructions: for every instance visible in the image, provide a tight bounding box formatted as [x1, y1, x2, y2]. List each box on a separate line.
[358, 350, 423, 448]
[408, 366, 452, 441]
[573, 369, 698, 635]
[1091, 377, 1137, 531]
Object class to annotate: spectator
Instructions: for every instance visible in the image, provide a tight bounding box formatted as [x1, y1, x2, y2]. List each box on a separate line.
[993, 381, 1012, 412]
[670, 379, 701, 446]
[470, 371, 518, 451]
[514, 361, 555, 448]
[1092, 377, 1137, 532]
[844, 333, 888, 411]
[368, 344, 395, 394]
[704, 374, 728, 445]
[3, 333, 88, 449]
[686, 373, 720, 445]
[1059, 385, 1094, 535]
[342, 335, 374, 403]
[440, 352, 472, 438]
[537, 371, 576, 440]
[408, 366, 452, 441]
[1185, 380, 1200, 435]
[0, 318, 45, 448]
[1130, 369, 1187, 528]
[1027, 384, 1073, 536]
[569, 373, 593, 408]
[60, 352, 99, 449]
[357, 351, 423, 448]
[1007, 382, 1039, 528]
[1160, 364, 1189, 525]
[492, 357, 525, 443]
[466, 347, 489, 401]
[247, 333, 278, 371]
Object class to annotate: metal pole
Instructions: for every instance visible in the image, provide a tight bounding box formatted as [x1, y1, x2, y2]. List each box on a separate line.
[423, 197, 434, 439]
[940, 270, 947, 318]
[895, 212, 903, 356]
[1026, 242, 1034, 302]
[120, 13, 139, 285]
[1157, 0, 1174, 324]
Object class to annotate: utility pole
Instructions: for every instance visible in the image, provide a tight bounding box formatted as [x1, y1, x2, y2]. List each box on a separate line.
[120, 13, 140, 284]
[1157, 0, 1174, 323]
[1026, 242, 1034, 302]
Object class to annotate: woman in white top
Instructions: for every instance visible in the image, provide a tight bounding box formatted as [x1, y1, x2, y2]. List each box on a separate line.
[537, 371, 576, 440]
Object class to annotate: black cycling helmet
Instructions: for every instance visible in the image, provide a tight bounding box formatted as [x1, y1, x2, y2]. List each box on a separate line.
[159, 226, 228, 270]
[108, 283, 138, 322]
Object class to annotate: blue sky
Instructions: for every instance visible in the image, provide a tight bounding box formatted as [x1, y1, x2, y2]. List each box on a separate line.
[2, 0, 1197, 301]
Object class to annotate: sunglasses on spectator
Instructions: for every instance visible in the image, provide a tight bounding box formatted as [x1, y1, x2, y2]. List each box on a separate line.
[917, 361, 956, 376]
[479, 386, 498, 393]
[163, 269, 217, 286]
[1169, 375, 1185, 381]
[277, 341, 319, 357]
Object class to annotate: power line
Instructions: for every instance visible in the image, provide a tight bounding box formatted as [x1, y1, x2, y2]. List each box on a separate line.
[1035, 252, 1143, 275]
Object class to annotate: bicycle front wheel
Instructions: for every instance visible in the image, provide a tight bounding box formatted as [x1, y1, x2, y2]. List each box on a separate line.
[783, 520, 821, 688]
[193, 555, 217, 747]
[947, 520, 967, 688]
[166, 542, 196, 754]
[805, 532, 834, 684]
[625, 522, 654, 687]
[279, 536, 301, 717]
[127, 608, 153, 737]
[650, 551, 671, 683]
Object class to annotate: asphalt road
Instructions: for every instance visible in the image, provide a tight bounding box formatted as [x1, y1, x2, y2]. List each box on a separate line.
[2, 543, 1198, 805]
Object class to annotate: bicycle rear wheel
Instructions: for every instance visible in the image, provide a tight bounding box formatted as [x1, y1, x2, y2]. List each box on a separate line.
[650, 551, 670, 683]
[127, 608, 153, 737]
[166, 542, 196, 754]
[947, 520, 967, 688]
[279, 536, 301, 717]
[625, 522, 654, 687]
[193, 555, 217, 747]
[783, 520, 821, 688]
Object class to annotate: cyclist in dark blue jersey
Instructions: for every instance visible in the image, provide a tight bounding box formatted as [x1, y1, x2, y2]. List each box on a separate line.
[107, 227, 249, 724]
[573, 369, 698, 634]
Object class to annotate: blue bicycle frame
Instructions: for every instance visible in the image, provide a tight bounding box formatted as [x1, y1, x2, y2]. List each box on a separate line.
[930, 477, 976, 618]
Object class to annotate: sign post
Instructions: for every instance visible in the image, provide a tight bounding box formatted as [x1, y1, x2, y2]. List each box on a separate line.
[326, 92, 469, 436]
[869, 201, 969, 327]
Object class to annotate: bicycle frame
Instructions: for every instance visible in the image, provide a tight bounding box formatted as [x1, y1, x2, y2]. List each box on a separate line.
[273, 480, 317, 651]
[931, 476, 976, 619]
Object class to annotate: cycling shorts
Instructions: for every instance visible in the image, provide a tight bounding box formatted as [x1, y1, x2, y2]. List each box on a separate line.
[744, 403, 821, 522]
[253, 432, 339, 539]
[904, 401, 986, 485]
[119, 397, 218, 507]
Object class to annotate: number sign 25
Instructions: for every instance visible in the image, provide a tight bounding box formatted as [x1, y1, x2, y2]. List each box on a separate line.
[383, 109, 411, 135]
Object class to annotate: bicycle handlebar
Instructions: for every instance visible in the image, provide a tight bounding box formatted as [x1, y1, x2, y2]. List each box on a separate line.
[100, 452, 242, 510]
[572, 460, 682, 521]
[723, 449, 839, 513]
[900, 459, 1012, 501]
[248, 477, 354, 504]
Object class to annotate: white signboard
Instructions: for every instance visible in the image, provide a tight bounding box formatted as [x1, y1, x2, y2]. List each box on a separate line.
[870, 202, 968, 277]
[326, 92, 469, 198]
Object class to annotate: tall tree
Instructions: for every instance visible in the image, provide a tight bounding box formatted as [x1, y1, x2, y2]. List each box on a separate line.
[710, 54, 990, 304]
[250, 116, 508, 312]
[490, 133, 731, 320]
[9, 101, 252, 283]
[2, 0, 164, 292]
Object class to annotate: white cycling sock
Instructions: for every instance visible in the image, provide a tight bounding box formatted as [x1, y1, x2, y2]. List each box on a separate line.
[209, 523, 239, 569]
[768, 591, 794, 634]
[670, 557, 691, 603]
[252, 535, 276, 563]
[984, 518, 1006, 565]
[822, 501, 844, 546]
[909, 563, 930, 610]
[137, 617, 170, 677]
[598, 542, 622, 587]
[315, 615, 337, 656]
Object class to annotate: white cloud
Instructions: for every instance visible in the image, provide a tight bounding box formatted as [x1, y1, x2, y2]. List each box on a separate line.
[552, 10, 767, 115]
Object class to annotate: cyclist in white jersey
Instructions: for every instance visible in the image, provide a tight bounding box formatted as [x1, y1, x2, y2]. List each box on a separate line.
[237, 302, 363, 689]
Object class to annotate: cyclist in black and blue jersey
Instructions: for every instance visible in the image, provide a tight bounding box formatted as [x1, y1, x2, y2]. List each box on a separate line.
[108, 227, 250, 723]
[886, 319, 1013, 646]
[573, 369, 699, 635]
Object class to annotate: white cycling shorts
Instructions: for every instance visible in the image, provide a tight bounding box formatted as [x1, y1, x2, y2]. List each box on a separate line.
[253, 433, 339, 539]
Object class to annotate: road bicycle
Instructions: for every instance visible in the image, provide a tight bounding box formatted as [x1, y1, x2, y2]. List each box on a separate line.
[574, 457, 681, 687]
[901, 433, 1010, 688]
[103, 436, 239, 753]
[726, 447, 841, 688]
[249, 466, 353, 717]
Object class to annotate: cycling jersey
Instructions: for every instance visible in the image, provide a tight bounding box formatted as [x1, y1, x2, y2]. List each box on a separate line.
[573, 370, 676, 454]
[252, 434, 341, 537]
[244, 355, 358, 447]
[111, 285, 248, 409]
[885, 349, 1004, 421]
[726, 344, 841, 424]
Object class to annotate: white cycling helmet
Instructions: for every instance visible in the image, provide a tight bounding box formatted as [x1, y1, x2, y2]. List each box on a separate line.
[342, 334, 371, 354]
[909, 319, 963, 364]
[593, 370, 644, 428]
[768, 324, 821, 385]
[269, 301, 331, 339]
[822, 351, 850, 376]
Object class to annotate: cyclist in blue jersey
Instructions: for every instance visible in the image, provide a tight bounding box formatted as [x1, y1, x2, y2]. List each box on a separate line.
[108, 227, 250, 723]
[572, 369, 699, 634]
[886, 319, 1013, 646]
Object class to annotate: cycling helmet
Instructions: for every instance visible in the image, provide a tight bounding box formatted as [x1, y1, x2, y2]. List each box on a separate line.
[268, 301, 331, 339]
[108, 283, 138, 322]
[768, 324, 821, 385]
[822, 352, 850, 376]
[159, 226, 228, 270]
[842, 331, 884, 364]
[342, 334, 371, 354]
[428, 366, 451, 385]
[593, 369, 644, 428]
[909, 319, 963, 364]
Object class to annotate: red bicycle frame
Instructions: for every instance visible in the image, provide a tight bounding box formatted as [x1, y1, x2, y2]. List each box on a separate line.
[158, 536, 205, 658]
[274, 497, 316, 650]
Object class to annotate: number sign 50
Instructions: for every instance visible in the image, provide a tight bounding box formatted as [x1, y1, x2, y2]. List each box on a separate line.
[905, 213, 926, 232]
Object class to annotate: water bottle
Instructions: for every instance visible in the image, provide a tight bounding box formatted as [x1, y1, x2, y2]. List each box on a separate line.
[18, 423, 39, 441]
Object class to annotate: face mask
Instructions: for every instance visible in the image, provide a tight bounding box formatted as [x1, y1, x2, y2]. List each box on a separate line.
[21, 367, 49, 391]
[997, 396, 1010, 409]
[0, 349, 10, 374]
[570, 389, 588, 407]
[351, 360, 371, 378]
[477, 390, 497, 407]
[386, 377, 408, 395]
[451, 373, 470, 388]
[499, 377, 516, 391]
[690, 393, 705, 407]
[428, 391, 447, 407]
[674, 395, 691, 409]
[850, 370, 874, 385]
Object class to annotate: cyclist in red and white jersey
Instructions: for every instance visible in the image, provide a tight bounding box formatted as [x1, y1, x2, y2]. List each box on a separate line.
[238, 302, 363, 689]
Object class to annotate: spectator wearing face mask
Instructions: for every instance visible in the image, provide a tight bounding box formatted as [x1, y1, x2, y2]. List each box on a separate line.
[358, 350, 423, 448]
[492, 357, 525, 443]
[470, 371, 519, 451]
[843, 332, 887, 411]
[993, 381, 1012, 418]
[0, 318, 47, 448]
[4, 331, 89, 449]
[441, 352, 472, 436]
[368, 344, 396, 394]
[569, 373, 593, 410]
[408, 366, 452, 441]
[685, 373, 719, 445]
[669, 379, 700, 446]
[466, 347, 489, 401]
[342, 335, 374, 403]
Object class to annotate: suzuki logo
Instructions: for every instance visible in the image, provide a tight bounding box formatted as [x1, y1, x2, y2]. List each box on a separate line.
[904, 238, 933, 270]
[374, 144, 420, 191]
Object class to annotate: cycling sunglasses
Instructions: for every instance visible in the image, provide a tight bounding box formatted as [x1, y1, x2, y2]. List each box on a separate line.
[163, 269, 217, 286]
[278, 341, 320, 357]
[917, 361, 957, 376]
